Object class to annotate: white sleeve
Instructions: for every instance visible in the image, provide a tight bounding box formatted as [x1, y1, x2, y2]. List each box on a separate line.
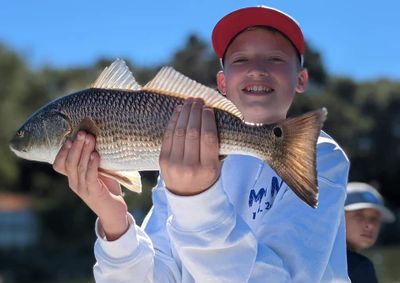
[93, 177, 182, 283]
[165, 136, 350, 282]
[93, 214, 155, 283]
[165, 178, 291, 283]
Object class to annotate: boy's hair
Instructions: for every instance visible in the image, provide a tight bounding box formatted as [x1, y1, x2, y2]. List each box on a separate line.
[212, 6, 305, 67]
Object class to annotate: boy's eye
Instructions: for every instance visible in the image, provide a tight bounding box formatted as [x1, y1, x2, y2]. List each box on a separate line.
[369, 217, 381, 224]
[232, 58, 248, 63]
[269, 57, 284, 62]
[354, 214, 363, 221]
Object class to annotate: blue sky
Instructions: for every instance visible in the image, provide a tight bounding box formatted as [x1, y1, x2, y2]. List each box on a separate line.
[0, 0, 399, 81]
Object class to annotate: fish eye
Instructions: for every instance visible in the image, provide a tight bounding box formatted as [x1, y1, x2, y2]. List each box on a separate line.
[16, 130, 24, 138]
[273, 127, 282, 138]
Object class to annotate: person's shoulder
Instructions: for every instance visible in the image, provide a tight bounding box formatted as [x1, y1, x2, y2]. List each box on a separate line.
[316, 131, 350, 185]
[347, 249, 373, 266]
[347, 250, 378, 283]
[317, 131, 347, 157]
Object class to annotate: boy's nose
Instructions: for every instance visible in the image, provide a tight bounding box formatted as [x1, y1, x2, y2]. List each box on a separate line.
[247, 62, 269, 77]
[364, 220, 376, 230]
[364, 222, 372, 230]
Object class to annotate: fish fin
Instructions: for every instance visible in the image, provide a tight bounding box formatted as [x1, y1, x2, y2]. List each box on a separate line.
[91, 59, 142, 91]
[269, 108, 328, 208]
[69, 117, 100, 140]
[99, 168, 142, 193]
[143, 67, 243, 120]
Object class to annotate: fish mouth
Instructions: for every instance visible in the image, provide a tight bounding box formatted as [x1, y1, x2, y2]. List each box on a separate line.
[9, 134, 27, 153]
[9, 143, 28, 160]
[242, 84, 274, 96]
[9, 144, 27, 153]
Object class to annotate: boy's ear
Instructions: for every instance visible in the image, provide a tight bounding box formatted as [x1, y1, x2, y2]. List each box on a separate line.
[216, 71, 227, 96]
[295, 68, 309, 94]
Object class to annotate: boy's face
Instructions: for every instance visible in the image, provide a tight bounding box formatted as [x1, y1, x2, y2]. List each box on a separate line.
[345, 208, 382, 252]
[217, 28, 308, 124]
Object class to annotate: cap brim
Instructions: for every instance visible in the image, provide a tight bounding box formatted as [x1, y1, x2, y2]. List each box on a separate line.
[345, 203, 396, 223]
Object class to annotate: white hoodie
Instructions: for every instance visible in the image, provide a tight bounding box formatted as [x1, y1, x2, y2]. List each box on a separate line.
[93, 131, 350, 283]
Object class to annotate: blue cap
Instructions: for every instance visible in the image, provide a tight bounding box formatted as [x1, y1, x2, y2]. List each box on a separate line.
[345, 182, 395, 223]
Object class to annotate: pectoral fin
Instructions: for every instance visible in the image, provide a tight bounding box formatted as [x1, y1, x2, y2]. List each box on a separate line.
[99, 168, 142, 193]
[70, 117, 100, 140]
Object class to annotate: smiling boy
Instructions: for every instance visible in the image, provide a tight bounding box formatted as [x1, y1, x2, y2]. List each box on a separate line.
[53, 6, 351, 282]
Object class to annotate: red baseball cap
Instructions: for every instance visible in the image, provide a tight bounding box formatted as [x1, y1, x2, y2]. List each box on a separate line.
[212, 6, 305, 65]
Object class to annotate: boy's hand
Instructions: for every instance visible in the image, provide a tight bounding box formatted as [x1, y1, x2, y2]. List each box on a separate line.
[160, 99, 222, 196]
[53, 131, 129, 241]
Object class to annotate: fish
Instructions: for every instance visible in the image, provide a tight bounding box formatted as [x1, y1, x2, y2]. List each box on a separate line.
[9, 59, 327, 208]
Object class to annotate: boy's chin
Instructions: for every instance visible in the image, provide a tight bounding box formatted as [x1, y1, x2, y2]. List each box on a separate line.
[242, 107, 286, 124]
[244, 113, 285, 125]
[353, 238, 375, 251]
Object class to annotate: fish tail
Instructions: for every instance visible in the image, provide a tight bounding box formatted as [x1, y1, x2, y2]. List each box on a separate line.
[269, 108, 327, 208]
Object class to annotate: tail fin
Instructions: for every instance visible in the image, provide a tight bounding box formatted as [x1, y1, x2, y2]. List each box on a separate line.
[271, 108, 327, 208]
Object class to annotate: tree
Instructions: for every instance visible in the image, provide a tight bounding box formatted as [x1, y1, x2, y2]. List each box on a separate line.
[168, 34, 220, 87]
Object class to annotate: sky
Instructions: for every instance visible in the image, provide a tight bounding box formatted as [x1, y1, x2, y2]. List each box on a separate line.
[0, 0, 399, 81]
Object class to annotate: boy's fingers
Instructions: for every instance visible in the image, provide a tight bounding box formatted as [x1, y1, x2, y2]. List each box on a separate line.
[200, 107, 220, 166]
[77, 134, 96, 194]
[183, 100, 203, 165]
[86, 152, 101, 193]
[170, 100, 192, 163]
[160, 105, 182, 164]
[52, 140, 72, 175]
[65, 131, 87, 190]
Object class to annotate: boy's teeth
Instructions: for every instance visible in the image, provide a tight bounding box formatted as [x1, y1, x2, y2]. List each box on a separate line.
[245, 86, 273, 93]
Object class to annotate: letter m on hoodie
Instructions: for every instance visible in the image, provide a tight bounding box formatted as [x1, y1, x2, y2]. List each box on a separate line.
[248, 188, 266, 207]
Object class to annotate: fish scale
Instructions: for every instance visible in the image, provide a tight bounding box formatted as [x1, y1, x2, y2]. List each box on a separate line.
[63, 90, 171, 169]
[10, 59, 327, 208]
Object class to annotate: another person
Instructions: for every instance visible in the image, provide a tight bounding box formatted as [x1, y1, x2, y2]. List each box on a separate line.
[53, 6, 351, 282]
[345, 182, 395, 283]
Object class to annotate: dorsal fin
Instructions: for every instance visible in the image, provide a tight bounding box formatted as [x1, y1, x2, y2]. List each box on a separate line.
[91, 59, 142, 91]
[143, 67, 243, 120]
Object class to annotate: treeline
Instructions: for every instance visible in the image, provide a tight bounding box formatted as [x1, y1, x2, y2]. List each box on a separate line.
[0, 34, 399, 282]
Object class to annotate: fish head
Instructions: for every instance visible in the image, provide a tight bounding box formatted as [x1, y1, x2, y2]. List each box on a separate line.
[9, 107, 73, 164]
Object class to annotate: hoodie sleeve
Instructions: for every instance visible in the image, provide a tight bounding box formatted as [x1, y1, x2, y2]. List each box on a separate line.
[164, 134, 350, 282]
[93, 214, 155, 283]
[93, 177, 181, 283]
[165, 178, 292, 282]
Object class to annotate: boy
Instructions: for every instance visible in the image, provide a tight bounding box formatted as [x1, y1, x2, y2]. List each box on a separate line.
[345, 182, 395, 282]
[53, 6, 350, 282]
